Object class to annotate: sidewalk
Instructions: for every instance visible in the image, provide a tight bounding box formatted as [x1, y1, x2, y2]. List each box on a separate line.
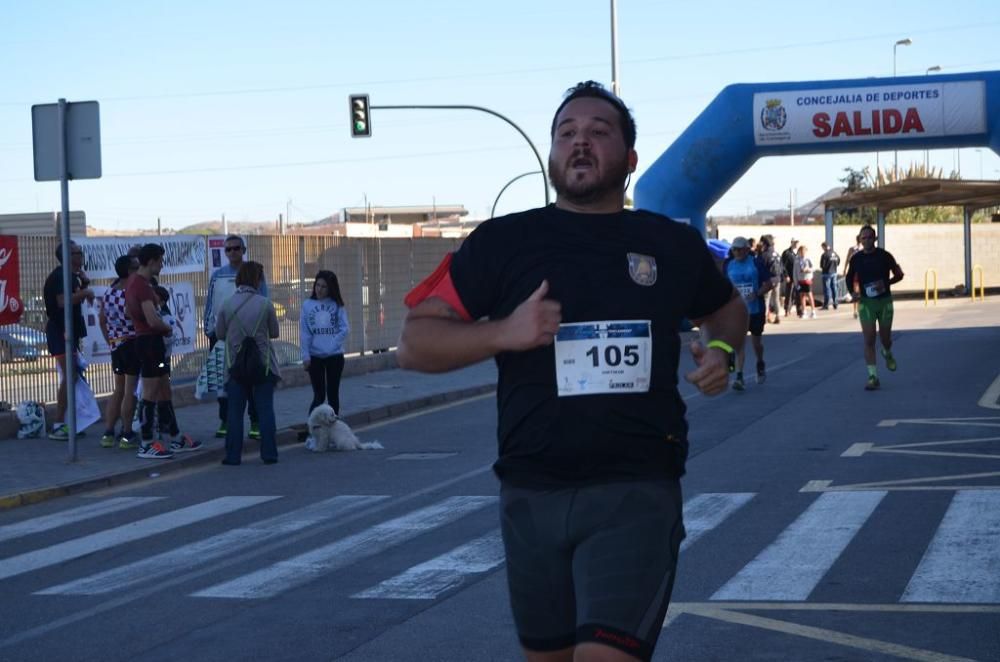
[0, 360, 498, 511]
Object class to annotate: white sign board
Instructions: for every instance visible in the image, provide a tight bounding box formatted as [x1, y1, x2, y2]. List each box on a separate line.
[31, 101, 102, 181]
[753, 81, 986, 146]
[81, 282, 198, 365]
[77, 236, 206, 279]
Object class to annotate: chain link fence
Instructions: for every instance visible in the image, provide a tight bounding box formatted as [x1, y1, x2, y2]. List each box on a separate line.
[0, 235, 459, 408]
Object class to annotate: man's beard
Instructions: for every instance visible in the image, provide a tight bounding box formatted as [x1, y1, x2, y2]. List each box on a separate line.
[549, 152, 629, 205]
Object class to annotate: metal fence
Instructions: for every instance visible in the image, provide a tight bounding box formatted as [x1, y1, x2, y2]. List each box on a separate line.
[0, 235, 460, 407]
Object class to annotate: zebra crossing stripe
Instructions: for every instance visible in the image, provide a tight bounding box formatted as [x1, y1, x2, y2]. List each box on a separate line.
[680, 493, 755, 553]
[0, 496, 279, 582]
[36, 495, 388, 596]
[353, 529, 504, 600]
[902, 490, 1000, 604]
[192, 495, 497, 600]
[711, 491, 887, 601]
[0, 497, 165, 544]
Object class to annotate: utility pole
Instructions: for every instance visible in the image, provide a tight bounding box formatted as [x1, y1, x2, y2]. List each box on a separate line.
[610, 0, 621, 97]
[789, 189, 795, 226]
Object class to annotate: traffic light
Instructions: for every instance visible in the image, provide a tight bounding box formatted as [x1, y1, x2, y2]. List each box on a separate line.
[349, 94, 371, 138]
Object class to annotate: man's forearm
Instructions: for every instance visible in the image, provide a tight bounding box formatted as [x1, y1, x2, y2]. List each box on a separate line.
[398, 316, 505, 373]
[697, 295, 748, 353]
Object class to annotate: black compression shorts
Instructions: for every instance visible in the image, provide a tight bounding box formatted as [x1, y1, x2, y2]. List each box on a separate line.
[500, 480, 685, 661]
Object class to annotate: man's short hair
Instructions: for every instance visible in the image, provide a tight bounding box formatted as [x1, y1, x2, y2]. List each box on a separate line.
[137, 243, 165, 267]
[225, 234, 245, 249]
[551, 81, 637, 150]
[54, 241, 78, 262]
[114, 255, 134, 279]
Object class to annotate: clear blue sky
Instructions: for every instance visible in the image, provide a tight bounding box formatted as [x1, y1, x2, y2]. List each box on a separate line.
[2, 1, 999, 231]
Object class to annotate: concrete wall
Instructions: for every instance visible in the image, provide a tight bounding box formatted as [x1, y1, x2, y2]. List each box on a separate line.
[718, 223, 1000, 292]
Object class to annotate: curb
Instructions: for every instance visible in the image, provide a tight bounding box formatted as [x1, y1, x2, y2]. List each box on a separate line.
[0, 383, 496, 512]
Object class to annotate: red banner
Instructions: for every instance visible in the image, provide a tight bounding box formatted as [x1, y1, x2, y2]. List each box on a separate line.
[0, 235, 23, 325]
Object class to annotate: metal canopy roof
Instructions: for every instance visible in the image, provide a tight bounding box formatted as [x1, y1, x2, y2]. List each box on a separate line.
[823, 178, 1000, 213]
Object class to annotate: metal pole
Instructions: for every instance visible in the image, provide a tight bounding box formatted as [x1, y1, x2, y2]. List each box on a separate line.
[610, 0, 621, 97]
[372, 104, 550, 206]
[892, 38, 911, 179]
[491, 171, 542, 218]
[924, 66, 940, 173]
[57, 98, 77, 462]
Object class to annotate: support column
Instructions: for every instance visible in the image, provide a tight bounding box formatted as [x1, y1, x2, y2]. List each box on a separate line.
[824, 208, 834, 249]
[876, 209, 886, 249]
[963, 206, 973, 293]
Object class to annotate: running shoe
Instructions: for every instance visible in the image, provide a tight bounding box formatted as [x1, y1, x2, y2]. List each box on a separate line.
[214, 423, 227, 438]
[100, 433, 117, 448]
[248, 423, 261, 440]
[882, 348, 897, 372]
[137, 441, 173, 459]
[732, 377, 745, 391]
[48, 423, 69, 441]
[809, 311, 817, 319]
[169, 434, 203, 453]
[756, 361, 766, 385]
[119, 434, 140, 450]
[864, 375, 881, 391]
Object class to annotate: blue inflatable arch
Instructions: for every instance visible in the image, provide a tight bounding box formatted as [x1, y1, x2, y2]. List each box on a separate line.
[634, 70, 1000, 237]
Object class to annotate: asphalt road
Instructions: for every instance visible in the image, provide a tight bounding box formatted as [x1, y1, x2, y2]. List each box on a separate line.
[0, 299, 998, 662]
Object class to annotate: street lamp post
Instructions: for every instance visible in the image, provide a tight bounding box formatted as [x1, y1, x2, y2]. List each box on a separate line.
[924, 65, 941, 173]
[892, 38, 912, 179]
[610, 0, 620, 97]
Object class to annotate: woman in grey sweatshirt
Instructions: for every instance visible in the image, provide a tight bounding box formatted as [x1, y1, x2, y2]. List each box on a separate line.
[300, 270, 350, 414]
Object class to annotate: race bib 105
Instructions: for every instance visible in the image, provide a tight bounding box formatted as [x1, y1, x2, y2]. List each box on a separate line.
[554, 320, 652, 397]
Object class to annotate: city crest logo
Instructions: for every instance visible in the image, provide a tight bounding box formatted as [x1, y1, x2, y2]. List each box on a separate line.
[760, 98, 787, 131]
[627, 253, 657, 286]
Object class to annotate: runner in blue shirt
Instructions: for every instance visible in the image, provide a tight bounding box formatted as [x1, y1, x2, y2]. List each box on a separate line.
[724, 236, 774, 390]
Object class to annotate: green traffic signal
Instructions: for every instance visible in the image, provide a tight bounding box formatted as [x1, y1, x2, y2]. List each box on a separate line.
[349, 94, 371, 138]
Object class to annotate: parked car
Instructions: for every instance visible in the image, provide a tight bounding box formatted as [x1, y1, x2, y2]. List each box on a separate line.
[0, 324, 46, 362]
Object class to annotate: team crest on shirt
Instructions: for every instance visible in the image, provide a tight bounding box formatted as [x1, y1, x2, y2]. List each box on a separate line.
[627, 253, 657, 286]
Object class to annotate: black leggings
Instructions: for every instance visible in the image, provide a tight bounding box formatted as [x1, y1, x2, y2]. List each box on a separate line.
[308, 354, 345, 414]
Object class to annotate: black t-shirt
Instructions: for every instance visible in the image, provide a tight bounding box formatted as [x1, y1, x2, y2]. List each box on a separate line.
[449, 205, 735, 487]
[43, 266, 86, 338]
[845, 248, 898, 300]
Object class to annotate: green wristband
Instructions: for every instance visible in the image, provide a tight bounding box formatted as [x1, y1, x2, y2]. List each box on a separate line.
[706, 339, 734, 354]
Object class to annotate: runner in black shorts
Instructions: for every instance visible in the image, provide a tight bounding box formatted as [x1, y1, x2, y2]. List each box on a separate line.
[399, 81, 747, 661]
[125, 244, 175, 459]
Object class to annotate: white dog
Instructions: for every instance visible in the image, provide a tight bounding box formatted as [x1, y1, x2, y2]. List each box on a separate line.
[305, 404, 383, 452]
[16, 401, 46, 439]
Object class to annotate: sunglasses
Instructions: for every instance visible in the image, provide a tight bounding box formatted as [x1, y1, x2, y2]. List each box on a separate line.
[224, 246, 244, 253]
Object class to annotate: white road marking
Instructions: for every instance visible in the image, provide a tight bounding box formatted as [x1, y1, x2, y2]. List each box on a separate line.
[978, 372, 1000, 409]
[192, 495, 497, 599]
[680, 492, 755, 553]
[799, 480, 832, 492]
[711, 491, 886, 601]
[902, 490, 1000, 604]
[0, 496, 279, 582]
[353, 529, 504, 600]
[841, 443, 872, 457]
[36, 495, 387, 596]
[0, 497, 164, 543]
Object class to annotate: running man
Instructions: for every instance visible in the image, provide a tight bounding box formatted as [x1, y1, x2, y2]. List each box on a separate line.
[724, 236, 773, 390]
[844, 225, 904, 390]
[398, 81, 746, 661]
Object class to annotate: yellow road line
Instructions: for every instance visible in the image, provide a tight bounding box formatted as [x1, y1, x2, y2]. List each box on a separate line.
[672, 604, 979, 662]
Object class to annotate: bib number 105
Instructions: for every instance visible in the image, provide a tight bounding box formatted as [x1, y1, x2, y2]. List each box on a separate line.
[585, 344, 640, 367]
